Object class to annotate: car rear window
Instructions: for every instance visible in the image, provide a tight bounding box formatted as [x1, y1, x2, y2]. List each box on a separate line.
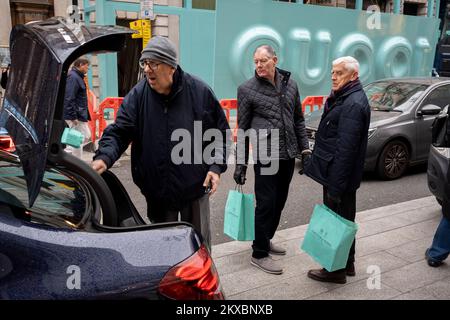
[0, 157, 88, 227]
[364, 81, 428, 111]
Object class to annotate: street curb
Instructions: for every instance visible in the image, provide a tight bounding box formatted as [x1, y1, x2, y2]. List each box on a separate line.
[212, 196, 439, 259]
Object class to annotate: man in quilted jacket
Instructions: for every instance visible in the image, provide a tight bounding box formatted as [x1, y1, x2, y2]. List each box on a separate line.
[233, 45, 311, 275]
[304, 56, 371, 284]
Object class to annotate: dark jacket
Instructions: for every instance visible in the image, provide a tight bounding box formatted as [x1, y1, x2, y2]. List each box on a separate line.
[94, 67, 230, 210]
[1, 68, 8, 89]
[63, 68, 90, 122]
[444, 114, 450, 218]
[237, 68, 309, 161]
[305, 81, 371, 196]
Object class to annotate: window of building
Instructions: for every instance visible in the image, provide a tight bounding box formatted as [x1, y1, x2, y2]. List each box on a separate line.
[346, 0, 388, 11]
[403, 2, 419, 16]
[192, 0, 216, 10]
[9, 0, 54, 26]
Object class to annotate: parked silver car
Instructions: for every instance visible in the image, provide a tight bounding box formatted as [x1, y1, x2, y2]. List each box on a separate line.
[306, 77, 450, 179]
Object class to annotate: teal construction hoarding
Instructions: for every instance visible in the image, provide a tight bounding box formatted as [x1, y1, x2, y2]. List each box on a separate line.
[214, 0, 440, 99]
[88, 0, 440, 100]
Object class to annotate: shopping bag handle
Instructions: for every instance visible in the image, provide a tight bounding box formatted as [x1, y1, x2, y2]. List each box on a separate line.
[234, 184, 244, 193]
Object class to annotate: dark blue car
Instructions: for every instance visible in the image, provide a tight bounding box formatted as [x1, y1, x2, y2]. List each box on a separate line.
[0, 18, 224, 300]
[427, 106, 450, 209]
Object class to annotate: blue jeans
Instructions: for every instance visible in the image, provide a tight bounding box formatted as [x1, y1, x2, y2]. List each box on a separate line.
[427, 216, 450, 262]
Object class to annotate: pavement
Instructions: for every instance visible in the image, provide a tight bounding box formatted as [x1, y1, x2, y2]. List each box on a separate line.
[212, 196, 450, 300]
[78, 149, 449, 299]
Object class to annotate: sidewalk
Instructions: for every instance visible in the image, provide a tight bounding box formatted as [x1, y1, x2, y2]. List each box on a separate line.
[212, 196, 450, 300]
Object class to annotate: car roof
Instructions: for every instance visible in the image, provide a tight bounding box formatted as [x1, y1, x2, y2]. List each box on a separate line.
[370, 77, 450, 85]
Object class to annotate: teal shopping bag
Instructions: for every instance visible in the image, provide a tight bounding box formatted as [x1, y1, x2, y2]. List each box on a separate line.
[301, 204, 358, 272]
[223, 187, 255, 241]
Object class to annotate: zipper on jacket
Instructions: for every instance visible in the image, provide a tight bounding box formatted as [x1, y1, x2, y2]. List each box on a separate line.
[164, 99, 170, 174]
[161, 98, 170, 196]
[279, 80, 291, 157]
[163, 87, 182, 114]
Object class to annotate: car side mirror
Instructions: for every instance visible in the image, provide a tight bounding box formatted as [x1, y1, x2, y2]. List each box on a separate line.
[418, 104, 442, 116]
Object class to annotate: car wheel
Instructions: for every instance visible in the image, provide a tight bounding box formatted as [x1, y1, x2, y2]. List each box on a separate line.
[377, 140, 410, 180]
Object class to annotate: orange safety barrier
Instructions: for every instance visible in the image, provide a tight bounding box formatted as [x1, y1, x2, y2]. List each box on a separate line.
[98, 97, 124, 138]
[218, 96, 327, 144]
[219, 99, 238, 142]
[89, 96, 327, 144]
[94, 97, 236, 142]
[220, 99, 237, 123]
[86, 93, 124, 143]
[301, 95, 327, 113]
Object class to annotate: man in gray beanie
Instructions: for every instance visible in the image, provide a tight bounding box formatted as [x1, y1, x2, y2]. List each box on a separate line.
[140, 36, 178, 69]
[92, 36, 230, 251]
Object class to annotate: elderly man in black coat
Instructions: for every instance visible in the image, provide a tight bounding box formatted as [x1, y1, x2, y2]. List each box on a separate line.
[92, 37, 229, 252]
[305, 56, 371, 284]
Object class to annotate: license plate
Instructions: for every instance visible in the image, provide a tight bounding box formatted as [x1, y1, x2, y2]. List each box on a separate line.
[308, 140, 315, 150]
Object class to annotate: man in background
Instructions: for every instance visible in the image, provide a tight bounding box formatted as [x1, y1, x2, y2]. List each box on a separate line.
[63, 57, 91, 157]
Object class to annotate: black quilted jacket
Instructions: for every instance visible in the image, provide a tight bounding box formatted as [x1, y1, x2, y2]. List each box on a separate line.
[237, 68, 309, 161]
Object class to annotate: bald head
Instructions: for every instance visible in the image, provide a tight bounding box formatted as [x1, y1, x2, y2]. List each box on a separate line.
[253, 45, 278, 83]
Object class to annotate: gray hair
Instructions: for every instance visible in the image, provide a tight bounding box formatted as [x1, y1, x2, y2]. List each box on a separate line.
[332, 56, 359, 73]
[254, 45, 277, 58]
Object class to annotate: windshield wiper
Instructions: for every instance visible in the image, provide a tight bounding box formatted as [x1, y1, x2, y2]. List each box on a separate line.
[372, 108, 402, 112]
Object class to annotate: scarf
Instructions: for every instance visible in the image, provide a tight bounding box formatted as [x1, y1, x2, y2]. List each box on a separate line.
[324, 78, 361, 113]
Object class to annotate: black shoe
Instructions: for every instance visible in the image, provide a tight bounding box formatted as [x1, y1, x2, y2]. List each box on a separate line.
[307, 268, 346, 284]
[427, 259, 443, 267]
[425, 249, 443, 268]
[346, 262, 356, 277]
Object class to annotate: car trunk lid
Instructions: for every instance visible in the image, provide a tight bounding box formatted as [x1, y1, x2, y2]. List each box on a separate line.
[1, 17, 133, 207]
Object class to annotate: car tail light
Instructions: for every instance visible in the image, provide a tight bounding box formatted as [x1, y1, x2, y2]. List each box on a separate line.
[158, 244, 225, 300]
[0, 136, 15, 152]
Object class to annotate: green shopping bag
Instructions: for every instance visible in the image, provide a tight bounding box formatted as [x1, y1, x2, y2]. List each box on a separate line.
[223, 186, 255, 241]
[301, 204, 358, 272]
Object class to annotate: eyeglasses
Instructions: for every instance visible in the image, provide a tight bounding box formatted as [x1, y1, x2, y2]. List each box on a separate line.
[139, 59, 162, 71]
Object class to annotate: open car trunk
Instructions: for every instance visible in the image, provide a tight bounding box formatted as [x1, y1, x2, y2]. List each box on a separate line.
[0, 18, 133, 211]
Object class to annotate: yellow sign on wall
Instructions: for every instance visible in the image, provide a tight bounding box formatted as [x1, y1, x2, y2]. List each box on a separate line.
[129, 19, 152, 49]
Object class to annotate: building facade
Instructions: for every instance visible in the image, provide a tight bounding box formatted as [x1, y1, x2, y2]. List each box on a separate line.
[0, 0, 183, 100]
[0, 0, 446, 101]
